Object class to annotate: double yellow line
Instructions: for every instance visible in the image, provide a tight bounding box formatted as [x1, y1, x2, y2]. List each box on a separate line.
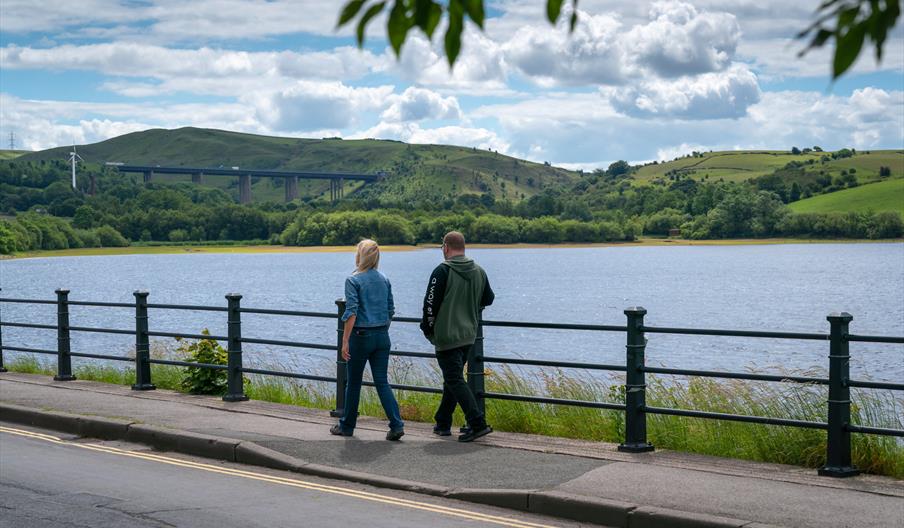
[0, 426, 558, 528]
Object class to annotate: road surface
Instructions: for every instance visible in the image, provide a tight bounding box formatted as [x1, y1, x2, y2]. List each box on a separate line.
[0, 423, 586, 528]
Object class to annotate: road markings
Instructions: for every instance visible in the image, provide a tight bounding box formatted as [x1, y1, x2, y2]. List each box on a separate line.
[0, 426, 558, 528]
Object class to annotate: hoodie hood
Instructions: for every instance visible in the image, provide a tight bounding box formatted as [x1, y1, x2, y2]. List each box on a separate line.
[442, 255, 479, 281]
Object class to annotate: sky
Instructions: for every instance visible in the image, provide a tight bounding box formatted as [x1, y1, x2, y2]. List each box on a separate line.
[1, 0, 903, 170]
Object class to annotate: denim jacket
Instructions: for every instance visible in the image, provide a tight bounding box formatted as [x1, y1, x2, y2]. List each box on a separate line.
[342, 269, 394, 328]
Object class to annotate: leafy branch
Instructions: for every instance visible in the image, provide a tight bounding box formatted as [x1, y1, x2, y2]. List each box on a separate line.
[798, 0, 901, 78]
[337, 0, 579, 66]
[338, 0, 900, 78]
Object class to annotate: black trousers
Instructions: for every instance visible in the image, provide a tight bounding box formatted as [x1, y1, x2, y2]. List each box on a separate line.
[434, 345, 486, 430]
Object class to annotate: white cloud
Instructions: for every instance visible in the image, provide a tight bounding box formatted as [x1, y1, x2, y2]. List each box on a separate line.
[655, 142, 714, 162]
[625, 1, 740, 77]
[392, 31, 510, 94]
[500, 1, 743, 87]
[503, 11, 626, 86]
[381, 87, 462, 122]
[469, 87, 904, 165]
[0, 0, 351, 41]
[1, 43, 384, 93]
[0, 0, 142, 34]
[609, 63, 761, 118]
[0, 94, 263, 150]
[249, 81, 394, 132]
[351, 122, 510, 153]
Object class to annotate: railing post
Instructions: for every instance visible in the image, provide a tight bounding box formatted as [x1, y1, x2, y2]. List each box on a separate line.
[467, 318, 486, 415]
[819, 312, 859, 477]
[223, 293, 249, 402]
[330, 299, 347, 417]
[54, 289, 76, 381]
[131, 291, 155, 390]
[619, 306, 654, 452]
[0, 288, 6, 373]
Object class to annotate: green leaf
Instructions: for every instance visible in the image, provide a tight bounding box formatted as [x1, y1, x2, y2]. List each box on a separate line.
[833, 23, 867, 78]
[413, 0, 434, 30]
[424, 3, 442, 38]
[387, 0, 411, 56]
[445, 0, 464, 66]
[464, 0, 485, 29]
[337, 0, 366, 28]
[837, 5, 861, 29]
[413, 0, 442, 38]
[356, 1, 386, 47]
[813, 28, 833, 47]
[547, 0, 564, 24]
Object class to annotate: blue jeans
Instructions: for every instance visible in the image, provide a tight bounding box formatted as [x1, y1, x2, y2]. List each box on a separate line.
[338, 327, 404, 433]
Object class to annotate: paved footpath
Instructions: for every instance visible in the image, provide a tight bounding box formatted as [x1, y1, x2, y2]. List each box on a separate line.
[1, 372, 902, 527]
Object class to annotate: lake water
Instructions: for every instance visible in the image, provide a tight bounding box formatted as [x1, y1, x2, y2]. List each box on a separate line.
[1, 243, 902, 383]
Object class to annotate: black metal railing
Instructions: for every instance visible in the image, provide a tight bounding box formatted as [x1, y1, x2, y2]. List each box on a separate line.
[1, 288, 902, 479]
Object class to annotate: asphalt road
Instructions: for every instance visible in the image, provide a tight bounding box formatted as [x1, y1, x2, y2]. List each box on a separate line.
[0, 423, 584, 528]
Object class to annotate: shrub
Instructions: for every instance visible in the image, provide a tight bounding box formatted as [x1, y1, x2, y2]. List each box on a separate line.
[95, 225, 129, 247]
[168, 228, 190, 242]
[178, 330, 228, 395]
[74, 229, 101, 248]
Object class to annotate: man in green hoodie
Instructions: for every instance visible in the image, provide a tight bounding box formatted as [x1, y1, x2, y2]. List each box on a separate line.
[420, 231, 495, 442]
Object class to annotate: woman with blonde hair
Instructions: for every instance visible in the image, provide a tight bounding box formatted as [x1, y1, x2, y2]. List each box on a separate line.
[331, 239, 405, 440]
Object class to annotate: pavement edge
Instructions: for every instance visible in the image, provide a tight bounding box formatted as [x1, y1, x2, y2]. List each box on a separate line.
[0, 401, 776, 527]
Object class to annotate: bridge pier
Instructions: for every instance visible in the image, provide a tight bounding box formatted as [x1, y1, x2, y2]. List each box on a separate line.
[88, 173, 97, 195]
[329, 179, 344, 202]
[285, 176, 298, 202]
[239, 174, 252, 204]
[143, 171, 153, 184]
[192, 172, 203, 184]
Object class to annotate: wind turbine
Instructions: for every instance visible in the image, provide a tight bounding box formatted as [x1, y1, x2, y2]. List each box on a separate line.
[68, 146, 83, 189]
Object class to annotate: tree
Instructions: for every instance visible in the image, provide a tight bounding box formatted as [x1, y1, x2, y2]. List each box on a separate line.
[607, 160, 631, 178]
[791, 146, 802, 155]
[339, 0, 899, 78]
[789, 182, 802, 202]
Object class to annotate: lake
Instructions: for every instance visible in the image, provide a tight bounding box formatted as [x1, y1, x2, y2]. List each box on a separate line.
[1, 243, 902, 383]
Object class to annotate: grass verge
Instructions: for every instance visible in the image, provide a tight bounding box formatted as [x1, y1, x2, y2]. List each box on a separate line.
[5, 352, 902, 478]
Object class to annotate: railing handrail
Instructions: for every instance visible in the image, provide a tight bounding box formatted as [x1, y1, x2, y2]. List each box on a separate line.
[5, 296, 903, 344]
[1, 291, 902, 480]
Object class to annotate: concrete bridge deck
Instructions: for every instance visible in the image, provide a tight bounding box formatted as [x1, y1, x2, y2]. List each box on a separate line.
[1, 372, 902, 527]
[116, 165, 383, 203]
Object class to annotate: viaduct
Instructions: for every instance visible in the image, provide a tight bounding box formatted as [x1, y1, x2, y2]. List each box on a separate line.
[114, 165, 384, 204]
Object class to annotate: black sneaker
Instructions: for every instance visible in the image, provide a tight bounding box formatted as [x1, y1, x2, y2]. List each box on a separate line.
[330, 424, 352, 436]
[433, 425, 452, 436]
[386, 429, 405, 441]
[458, 425, 492, 442]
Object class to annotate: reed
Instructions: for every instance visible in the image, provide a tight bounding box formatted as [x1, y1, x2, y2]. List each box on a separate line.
[6, 352, 902, 478]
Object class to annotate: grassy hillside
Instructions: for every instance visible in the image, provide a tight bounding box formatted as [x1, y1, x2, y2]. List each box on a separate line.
[634, 150, 904, 185]
[788, 178, 904, 216]
[0, 150, 27, 160]
[17, 128, 578, 203]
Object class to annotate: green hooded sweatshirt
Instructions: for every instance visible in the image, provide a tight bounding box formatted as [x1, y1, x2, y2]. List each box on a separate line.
[422, 255, 493, 352]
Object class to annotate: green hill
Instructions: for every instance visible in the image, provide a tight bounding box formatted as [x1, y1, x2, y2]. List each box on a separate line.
[634, 149, 904, 185]
[789, 178, 904, 216]
[17, 127, 578, 203]
[0, 150, 27, 160]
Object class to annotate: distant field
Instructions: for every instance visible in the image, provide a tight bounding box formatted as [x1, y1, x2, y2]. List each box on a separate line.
[633, 150, 904, 185]
[788, 178, 904, 216]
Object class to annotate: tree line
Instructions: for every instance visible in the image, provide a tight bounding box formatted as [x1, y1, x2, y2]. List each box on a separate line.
[0, 155, 901, 254]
